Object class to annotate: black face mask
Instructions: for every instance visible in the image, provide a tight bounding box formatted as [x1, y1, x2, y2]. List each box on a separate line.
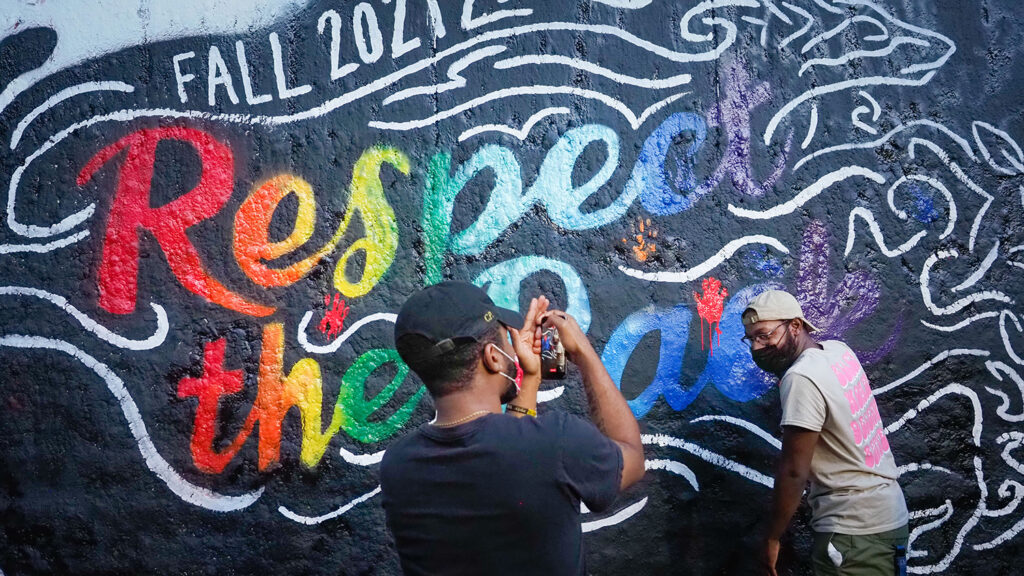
[751, 326, 800, 377]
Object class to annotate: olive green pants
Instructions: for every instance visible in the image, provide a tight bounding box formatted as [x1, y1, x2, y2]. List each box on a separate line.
[811, 525, 909, 576]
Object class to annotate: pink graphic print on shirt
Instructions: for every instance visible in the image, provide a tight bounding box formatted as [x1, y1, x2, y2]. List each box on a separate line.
[831, 350, 891, 468]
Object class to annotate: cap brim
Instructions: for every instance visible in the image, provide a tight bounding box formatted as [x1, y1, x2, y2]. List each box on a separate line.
[800, 317, 819, 332]
[493, 306, 525, 329]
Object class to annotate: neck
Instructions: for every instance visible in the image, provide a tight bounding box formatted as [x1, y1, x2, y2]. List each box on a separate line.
[794, 332, 822, 357]
[431, 382, 502, 425]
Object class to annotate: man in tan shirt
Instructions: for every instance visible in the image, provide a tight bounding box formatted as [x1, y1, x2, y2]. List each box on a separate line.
[742, 290, 908, 576]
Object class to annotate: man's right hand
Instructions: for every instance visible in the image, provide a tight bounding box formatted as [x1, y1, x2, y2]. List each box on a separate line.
[540, 311, 595, 363]
[540, 309, 645, 491]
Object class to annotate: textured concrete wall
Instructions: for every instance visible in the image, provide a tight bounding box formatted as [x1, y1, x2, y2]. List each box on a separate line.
[1, 1, 1022, 574]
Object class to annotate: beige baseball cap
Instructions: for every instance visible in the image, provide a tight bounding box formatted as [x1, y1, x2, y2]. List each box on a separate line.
[741, 290, 818, 332]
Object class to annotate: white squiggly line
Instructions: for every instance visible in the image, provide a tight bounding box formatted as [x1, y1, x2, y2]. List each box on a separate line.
[811, 0, 844, 14]
[778, 2, 814, 48]
[801, 103, 818, 149]
[897, 462, 953, 477]
[461, 0, 532, 30]
[0, 230, 89, 254]
[646, 459, 700, 490]
[383, 45, 507, 105]
[912, 457, 986, 572]
[951, 241, 1000, 293]
[975, 509, 1024, 549]
[885, 383, 982, 443]
[920, 250, 1011, 316]
[886, 174, 956, 240]
[592, 0, 653, 7]
[844, 207, 927, 258]
[728, 166, 886, 220]
[338, 445, 385, 466]
[908, 138, 993, 253]
[860, 91, 882, 120]
[11, 81, 135, 149]
[1001, 311, 1024, 365]
[0, 335, 263, 511]
[618, 235, 789, 283]
[763, 0, 793, 25]
[297, 311, 397, 355]
[908, 501, 954, 560]
[0, 287, 168, 350]
[690, 415, 782, 449]
[582, 497, 648, 533]
[973, 121, 1024, 176]
[851, 105, 879, 135]
[741, 16, 769, 48]
[885, 382, 988, 571]
[982, 479, 1024, 518]
[921, 312, 999, 333]
[458, 107, 570, 142]
[680, 0, 759, 43]
[642, 434, 774, 487]
[799, 37, 931, 77]
[493, 56, 692, 89]
[984, 361, 1024, 423]
[793, 121, 975, 172]
[873, 349, 990, 395]
[801, 15, 888, 54]
[763, 71, 937, 145]
[835, 0, 956, 76]
[996, 432, 1024, 476]
[538, 387, 565, 402]
[368, 87, 691, 131]
[278, 486, 381, 525]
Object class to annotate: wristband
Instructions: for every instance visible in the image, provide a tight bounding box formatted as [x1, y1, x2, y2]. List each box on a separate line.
[506, 404, 536, 417]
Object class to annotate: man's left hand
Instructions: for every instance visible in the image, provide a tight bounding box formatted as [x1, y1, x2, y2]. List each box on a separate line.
[762, 538, 780, 576]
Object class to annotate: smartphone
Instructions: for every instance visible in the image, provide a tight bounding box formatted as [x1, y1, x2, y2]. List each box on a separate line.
[541, 326, 566, 379]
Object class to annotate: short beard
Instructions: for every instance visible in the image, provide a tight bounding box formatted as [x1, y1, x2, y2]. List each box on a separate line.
[499, 381, 518, 405]
[499, 357, 519, 404]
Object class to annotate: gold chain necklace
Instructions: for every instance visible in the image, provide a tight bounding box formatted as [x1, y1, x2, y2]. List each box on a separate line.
[431, 409, 491, 428]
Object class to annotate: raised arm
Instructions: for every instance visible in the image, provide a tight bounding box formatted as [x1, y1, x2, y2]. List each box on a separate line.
[543, 311, 645, 490]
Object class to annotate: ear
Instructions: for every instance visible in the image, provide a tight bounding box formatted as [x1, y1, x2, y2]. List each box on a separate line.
[788, 318, 802, 335]
[480, 342, 505, 374]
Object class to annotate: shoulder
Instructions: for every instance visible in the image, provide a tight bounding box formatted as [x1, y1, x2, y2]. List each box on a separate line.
[380, 428, 421, 474]
[506, 411, 608, 451]
[536, 410, 602, 438]
[784, 340, 849, 381]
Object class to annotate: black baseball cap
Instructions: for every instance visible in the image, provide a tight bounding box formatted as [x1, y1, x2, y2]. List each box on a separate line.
[394, 281, 524, 363]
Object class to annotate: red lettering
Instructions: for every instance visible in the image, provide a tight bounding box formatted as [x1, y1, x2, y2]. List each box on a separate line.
[176, 338, 255, 473]
[78, 126, 274, 316]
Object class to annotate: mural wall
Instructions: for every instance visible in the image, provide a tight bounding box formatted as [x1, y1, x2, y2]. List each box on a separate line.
[1, 0, 1022, 573]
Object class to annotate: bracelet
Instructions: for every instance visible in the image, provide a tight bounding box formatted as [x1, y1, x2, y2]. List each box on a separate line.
[506, 404, 536, 417]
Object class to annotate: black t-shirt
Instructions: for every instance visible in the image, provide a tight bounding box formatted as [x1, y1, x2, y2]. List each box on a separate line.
[380, 411, 623, 576]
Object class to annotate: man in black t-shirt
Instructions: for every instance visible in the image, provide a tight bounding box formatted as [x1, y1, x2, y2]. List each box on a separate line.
[382, 281, 645, 575]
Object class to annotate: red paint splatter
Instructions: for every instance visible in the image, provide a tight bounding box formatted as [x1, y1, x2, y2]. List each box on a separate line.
[693, 277, 728, 356]
[318, 293, 350, 338]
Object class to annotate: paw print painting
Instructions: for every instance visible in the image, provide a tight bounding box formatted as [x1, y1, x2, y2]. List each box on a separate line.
[693, 277, 728, 356]
[622, 217, 658, 262]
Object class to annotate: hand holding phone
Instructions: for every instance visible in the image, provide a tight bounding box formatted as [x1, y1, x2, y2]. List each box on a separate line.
[541, 326, 566, 379]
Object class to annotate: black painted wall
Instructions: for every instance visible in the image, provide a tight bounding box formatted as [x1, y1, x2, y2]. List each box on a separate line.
[1, 1, 1023, 574]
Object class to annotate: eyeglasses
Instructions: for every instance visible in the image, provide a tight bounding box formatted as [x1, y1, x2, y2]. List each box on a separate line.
[741, 320, 791, 347]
